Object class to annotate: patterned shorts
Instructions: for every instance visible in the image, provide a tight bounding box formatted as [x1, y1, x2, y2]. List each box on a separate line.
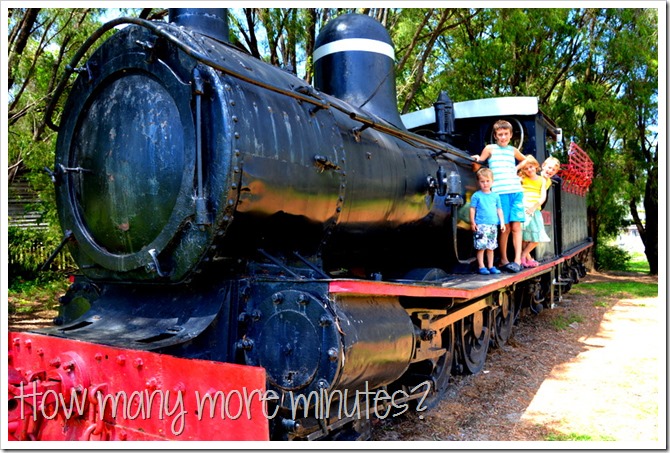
[474, 224, 499, 251]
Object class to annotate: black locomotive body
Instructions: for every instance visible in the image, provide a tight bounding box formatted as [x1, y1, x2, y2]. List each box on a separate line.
[10, 9, 592, 442]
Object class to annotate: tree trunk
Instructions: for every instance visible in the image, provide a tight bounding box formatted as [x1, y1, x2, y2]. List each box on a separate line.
[242, 9, 262, 59]
[587, 203, 598, 271]
[642, 160, 658, 275]
[8, 8, 40, 91]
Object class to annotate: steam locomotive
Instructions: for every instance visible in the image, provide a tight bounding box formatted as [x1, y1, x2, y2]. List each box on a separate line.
[8, 9, 592, 441]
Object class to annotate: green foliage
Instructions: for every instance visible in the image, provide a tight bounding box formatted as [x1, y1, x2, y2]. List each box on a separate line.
[595, 244, 631, 271]
[9, 273, 69, 300]
[563, 8, 658, 274]
[8, 275, 70, 317]
[8, 226, 74, 285]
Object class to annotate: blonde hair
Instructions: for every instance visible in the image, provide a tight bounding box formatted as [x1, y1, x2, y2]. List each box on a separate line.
[518, 154, 540, 176]
[476, 167, 494, 180]
[542, 156, 561, 169]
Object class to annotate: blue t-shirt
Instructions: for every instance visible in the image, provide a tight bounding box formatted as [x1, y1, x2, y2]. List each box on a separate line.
[471, 190, 502, 225]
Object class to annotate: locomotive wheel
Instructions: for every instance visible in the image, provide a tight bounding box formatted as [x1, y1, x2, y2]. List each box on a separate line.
[493, 291, 516, 348]
[561, 276, 573, 293]
[578, 263, 587, 278]
[389, 322, 455, 411]
[457, 308, 492, 374]
[423, 323, 455, 409]
[570, 266, 580, 284]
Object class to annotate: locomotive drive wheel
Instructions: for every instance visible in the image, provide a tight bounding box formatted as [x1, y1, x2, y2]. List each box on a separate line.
[457, 308, 492, 374]
[493, 291, 517, 348]
[423, 323, 455, 409]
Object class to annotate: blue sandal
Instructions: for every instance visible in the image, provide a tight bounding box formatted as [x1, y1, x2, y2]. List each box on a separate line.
[478, 267, 490, 275]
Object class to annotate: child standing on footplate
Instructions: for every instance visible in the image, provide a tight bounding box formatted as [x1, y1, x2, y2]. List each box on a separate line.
[518, 155, 551, 267]
[470, 168, 506, 275]
[472, 120, 529, 273]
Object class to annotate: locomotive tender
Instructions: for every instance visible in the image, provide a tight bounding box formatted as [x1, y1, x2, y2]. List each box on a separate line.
[8, 9, 592, 441]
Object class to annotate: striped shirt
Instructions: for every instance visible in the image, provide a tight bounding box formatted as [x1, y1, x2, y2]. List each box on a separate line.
[488, 145, 523, 195]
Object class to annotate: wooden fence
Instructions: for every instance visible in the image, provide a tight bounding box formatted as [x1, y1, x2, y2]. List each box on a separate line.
[8, 235, 74, 274]
[8, 178, 74, 275]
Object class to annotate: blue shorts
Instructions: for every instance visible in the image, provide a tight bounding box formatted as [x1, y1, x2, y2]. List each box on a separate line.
[499, 192, 525, 224]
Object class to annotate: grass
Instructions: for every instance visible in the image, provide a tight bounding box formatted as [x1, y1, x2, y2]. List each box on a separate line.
[571, 281, 658, 309]
[569, 251, 657, 307]
[8, 275, 69, 316]
[579, 281, 658, 299]
[549, 313, 584, 331]
[626, 259, 650, 273]
[624, 251, 651, 273]
[546, 432, 616, 441]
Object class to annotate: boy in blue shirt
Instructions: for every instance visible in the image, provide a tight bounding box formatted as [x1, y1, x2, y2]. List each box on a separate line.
[470, 168, 506, 275]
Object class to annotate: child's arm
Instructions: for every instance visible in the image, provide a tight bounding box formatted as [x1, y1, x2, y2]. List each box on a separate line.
[472, 144, 492, 162]
[497, 208, 506, 232]
[470, 206, 477, 231]
[537, 177, 548, 206]
[514, 148, 529, 170]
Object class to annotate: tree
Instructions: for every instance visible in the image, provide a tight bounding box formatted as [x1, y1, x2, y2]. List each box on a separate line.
[230, 8, 344, 81]
[563, 9, 658, 274]
[7, 8, 138, 226]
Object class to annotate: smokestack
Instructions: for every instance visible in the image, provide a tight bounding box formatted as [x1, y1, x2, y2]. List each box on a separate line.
[169, 8, 229, 43]
[313, 14, 405, 130]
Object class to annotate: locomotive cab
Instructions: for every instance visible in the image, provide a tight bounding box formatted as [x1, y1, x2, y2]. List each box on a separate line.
[402, 95, 565, 263]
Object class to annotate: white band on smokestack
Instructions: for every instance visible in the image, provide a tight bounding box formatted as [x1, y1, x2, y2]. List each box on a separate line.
[313, 38, 395, 62]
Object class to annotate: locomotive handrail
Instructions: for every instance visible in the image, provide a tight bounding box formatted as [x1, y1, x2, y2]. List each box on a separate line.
[44, 17, 139, 132]
[44, 16, 475, 164]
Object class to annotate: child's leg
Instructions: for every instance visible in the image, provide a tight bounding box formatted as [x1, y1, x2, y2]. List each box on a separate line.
[498, 223, 511, 265]
[486, 248, 495, 269]
[521, 241, 531, 262]
[476, 249, 485, 269]
[511, 221, 523, 265]
[523, 242, 539, 260]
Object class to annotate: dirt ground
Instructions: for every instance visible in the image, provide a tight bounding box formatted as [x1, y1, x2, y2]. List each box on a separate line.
[372, 270, 664, 445]
[7, 301, 59, 332]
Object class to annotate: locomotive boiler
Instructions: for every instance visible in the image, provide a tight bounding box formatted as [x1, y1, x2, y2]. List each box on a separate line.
[53, 10, 473, 285]
[8, 8, 592, 442]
